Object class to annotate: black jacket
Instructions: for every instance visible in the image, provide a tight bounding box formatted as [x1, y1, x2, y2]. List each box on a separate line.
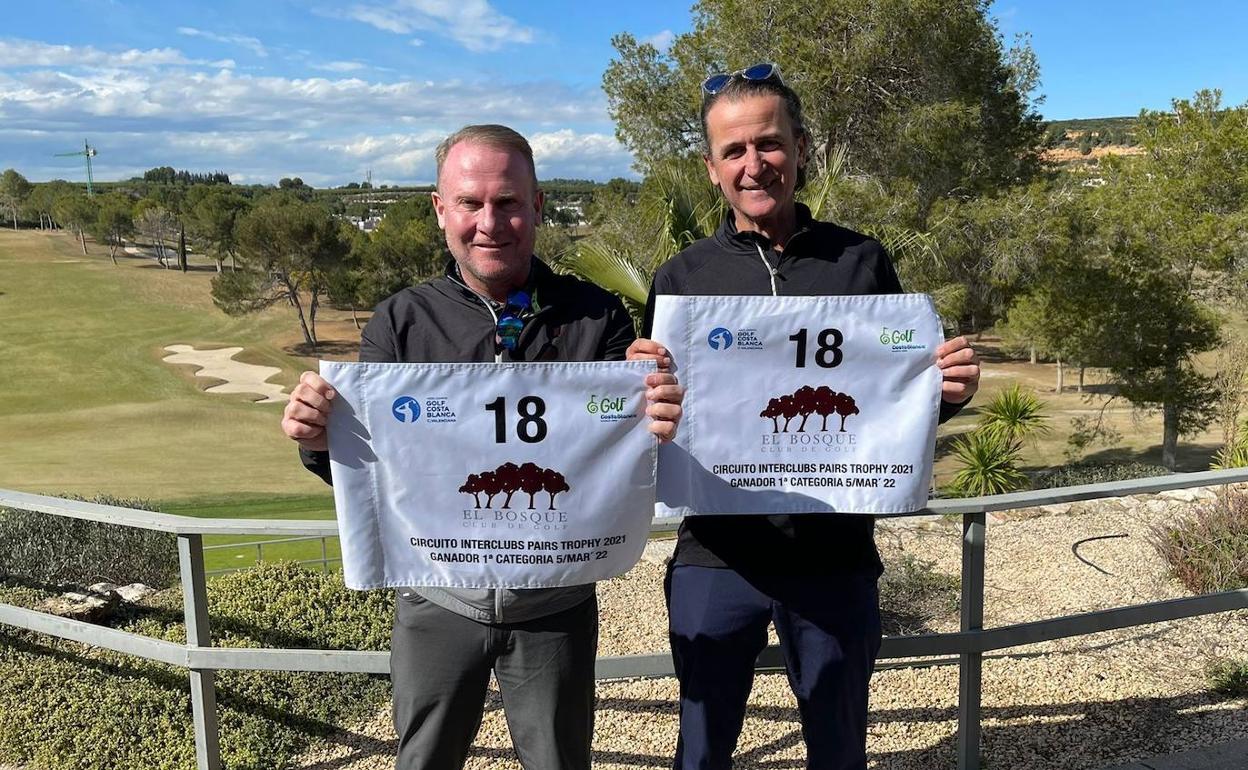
[643, 204, 964, 576]
[303, 257, 636, 622]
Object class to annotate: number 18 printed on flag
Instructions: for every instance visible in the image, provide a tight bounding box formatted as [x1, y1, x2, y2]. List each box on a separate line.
[322, 360, 657, 590]
[651, 294, 943, 516]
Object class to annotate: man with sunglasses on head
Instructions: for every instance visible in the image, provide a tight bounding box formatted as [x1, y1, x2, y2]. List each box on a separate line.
[631, 65, 981, 769]
[281, 124, 683, 770]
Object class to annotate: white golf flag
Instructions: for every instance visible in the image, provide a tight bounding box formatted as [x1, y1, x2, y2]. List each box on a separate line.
[321, 361, 657, 589]
[651, 294, 943, 516]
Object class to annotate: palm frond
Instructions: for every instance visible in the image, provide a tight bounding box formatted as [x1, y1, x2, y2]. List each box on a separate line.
[563, 239, 653, 306]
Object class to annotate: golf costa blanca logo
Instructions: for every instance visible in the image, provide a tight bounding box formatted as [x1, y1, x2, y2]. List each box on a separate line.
[708, 327, 734, 350]
[391, 396, 421, 423]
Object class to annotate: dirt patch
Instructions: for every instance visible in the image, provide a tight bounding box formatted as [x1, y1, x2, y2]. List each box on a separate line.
[161, 344, 287, 403]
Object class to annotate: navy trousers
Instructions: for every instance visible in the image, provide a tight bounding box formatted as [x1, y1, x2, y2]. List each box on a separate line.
[665, 562, 882, 770]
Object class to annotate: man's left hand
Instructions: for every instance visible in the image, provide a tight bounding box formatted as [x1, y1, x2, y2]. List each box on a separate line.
[644, 371, 683, 442]
[936, 336, 981, 404]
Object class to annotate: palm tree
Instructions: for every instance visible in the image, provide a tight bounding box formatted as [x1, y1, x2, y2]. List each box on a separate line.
[947, 431, 1028, 497]
[563, 157, 724, 313]
[978, 384, 1051, 445]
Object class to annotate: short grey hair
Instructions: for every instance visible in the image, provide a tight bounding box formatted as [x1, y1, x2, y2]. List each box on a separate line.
[435, 124, 538, 191]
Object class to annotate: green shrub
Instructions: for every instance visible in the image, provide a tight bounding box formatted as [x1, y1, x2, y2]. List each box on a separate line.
[0, 562, 394, 770]
[977, 384, 1051, 445]
[1206, 657, 1248, 697]
[946, 431, 1028, 497]
[0, 495, 179, 588]
[879, 554, 960, 636]
[1211, 441, 1248, 470]
[1033, 461, 1171, 490]
[1150, 486, 1248, 594]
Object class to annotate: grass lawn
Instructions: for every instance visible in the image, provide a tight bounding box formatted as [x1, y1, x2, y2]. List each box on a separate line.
[157, 493, 340, 573]
[1, 228, 1240, 574]
[0, 230, 359, 570]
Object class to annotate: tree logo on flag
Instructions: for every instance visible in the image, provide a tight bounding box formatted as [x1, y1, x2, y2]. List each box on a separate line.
[759, 386, 859, 433]
[459, 462, 571, 510]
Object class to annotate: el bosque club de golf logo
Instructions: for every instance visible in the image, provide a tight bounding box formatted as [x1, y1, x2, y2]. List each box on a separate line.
[459, 462, 571, 510]
[391, 396, 421, 423]
[760, 386, 860, 433]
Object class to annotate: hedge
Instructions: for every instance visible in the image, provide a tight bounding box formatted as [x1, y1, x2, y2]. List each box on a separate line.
[0, 562, 394, 770]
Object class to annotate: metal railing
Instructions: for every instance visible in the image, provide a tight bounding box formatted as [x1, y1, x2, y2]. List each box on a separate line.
[2, 469, 1247, 770]
[203, 535, 339, 576]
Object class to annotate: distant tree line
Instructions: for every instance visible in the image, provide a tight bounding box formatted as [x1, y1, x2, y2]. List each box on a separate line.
[140, 167, 231, 185]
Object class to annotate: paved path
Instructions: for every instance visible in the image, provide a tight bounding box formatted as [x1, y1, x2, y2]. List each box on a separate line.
[1100, 738, 1248, 770]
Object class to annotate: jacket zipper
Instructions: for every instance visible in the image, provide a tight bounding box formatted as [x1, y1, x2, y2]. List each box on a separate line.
[754, 243, 779, 297]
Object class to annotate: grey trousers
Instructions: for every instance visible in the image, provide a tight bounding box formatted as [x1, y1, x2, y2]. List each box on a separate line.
[390, 593, 598, 770]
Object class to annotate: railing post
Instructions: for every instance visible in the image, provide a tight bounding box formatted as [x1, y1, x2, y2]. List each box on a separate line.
[957, 512, 986, 770]
[321, 537, 329, 573]
[179, 534, 222, 770]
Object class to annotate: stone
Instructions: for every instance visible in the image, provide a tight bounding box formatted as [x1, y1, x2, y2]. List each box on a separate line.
[114, 583, 156, 603]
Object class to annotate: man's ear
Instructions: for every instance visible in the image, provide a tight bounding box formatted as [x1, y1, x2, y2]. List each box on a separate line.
[704, 153, 721, 189]
[430, 189, 446, 229]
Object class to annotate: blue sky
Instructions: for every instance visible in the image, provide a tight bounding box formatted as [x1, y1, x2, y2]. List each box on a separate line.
[2, 1, 1246, 186]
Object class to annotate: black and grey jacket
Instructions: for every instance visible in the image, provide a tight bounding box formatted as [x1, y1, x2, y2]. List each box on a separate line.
[302, 257, 636, 622]
[642, 204, 966, 577]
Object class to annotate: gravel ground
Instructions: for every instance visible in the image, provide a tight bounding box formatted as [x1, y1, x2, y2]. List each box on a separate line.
[295, 489, 1248, 770]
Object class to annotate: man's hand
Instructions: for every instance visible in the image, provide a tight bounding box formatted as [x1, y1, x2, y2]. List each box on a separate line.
[281, 371, 336, 452]
[627, 338, 673, 373]
[936, 336, 981, 403]
[628, 338, 682, 440]
[644, 371, 684, 442]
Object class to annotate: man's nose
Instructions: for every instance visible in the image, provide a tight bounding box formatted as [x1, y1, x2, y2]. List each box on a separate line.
[477, 203, 502, 234]
[744, 147, 765, 177]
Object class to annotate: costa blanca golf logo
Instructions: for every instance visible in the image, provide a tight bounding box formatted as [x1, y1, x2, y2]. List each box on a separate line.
[707, 327, 734, 350]
[391, 396, 421, 423]
[760, 386, 860, 433]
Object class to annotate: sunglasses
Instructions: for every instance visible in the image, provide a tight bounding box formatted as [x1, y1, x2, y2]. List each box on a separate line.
[702, 62, 782, 95]
[495, 289, 532, 351]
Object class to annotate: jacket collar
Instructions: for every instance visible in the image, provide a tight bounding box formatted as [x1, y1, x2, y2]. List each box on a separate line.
[713, 202, 815, 255]
[440, 256, 550, 313]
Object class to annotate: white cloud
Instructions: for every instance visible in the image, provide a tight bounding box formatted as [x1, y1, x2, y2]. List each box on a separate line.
[176, 27, 269, 58]
[342, 8, 413, 35]
[641, 30, 675, 53]
[0, 43, 634, 184]
[529, 130, 635, 179]
[0, 38, 192, 68]
[343, 0, 536, 53]
[311, 60, 368, 73]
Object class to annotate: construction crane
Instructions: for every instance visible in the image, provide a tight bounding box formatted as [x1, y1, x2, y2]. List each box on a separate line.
[54, 140, 98, 196]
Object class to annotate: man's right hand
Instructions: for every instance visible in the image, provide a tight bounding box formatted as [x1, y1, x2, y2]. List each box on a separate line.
[281, 371, 336, 452]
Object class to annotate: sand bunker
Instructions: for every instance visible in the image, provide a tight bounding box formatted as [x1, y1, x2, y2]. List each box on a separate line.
[162, 344, 287, 404]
